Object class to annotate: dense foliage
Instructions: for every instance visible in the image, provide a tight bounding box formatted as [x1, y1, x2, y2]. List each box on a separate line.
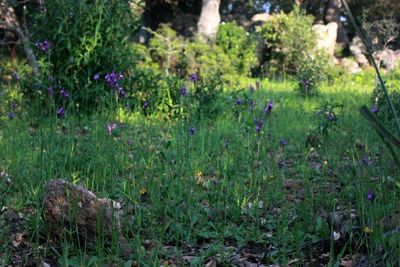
[26, 0, 140, 110]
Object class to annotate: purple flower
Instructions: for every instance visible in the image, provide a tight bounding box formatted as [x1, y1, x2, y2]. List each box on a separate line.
[116, 85, 126, 97]
[367, 189, 374, 201]
[249, 85, 255, 93]
[8, 113, 16, 120]
[181, 84, 187, 97]
[371, 105, 379, 113]
[106, 122, 117, 135]
[264, 99, 273, 114]
[105, 71, 126, 97]
[143, 101, 149, 109]
[280, 139, 287, 146]
[362, 155, 371, 166]
[93, 73, 100, 81]
[36, 39, 50, 53]
[60, 88, 69, 99]
[327, 112, 335, 121]
[190, 73, 198, 84]
[56, 107, 65, 118]
[188, 127, 196, 135]
[236, 98, 243, 105]
[302, 79, 310, 90]
[47, 86, 54, 95]
[11, 71, 20, 81]
[255, 120, 263, 133]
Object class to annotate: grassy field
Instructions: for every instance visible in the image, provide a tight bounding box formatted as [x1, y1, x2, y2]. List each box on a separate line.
[1, 74, 400, 266]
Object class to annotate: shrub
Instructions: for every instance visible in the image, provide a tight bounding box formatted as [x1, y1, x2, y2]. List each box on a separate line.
[185, 40, 235, 83]
[296, 51, 331, 96]
[25, 0, 140, 110]
[257, 7, 316, 75]
[148, 25, 186, 76]
[216, 22, 258, 77]
[146, 24, 258, 85]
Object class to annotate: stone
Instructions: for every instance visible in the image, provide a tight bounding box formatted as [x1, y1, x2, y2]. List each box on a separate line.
[350, 36, 370, 67]
[42, 179, 122, 244]
[250, 13, 271, 23]
[335, 57, 362, 74]
[373, 48, 399, 70]
[312, 22, 338, 56]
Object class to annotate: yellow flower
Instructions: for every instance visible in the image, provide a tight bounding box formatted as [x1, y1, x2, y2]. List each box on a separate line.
[140, 187, 147, 195]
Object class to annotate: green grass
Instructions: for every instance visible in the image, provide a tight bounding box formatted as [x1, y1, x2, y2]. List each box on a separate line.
[1, 74, 400, 266]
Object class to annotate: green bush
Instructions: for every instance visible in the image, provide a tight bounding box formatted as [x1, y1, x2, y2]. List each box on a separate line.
[186, 40, 235, 82]
[257, 7, 316, 75]
[148, 25, 186, 76]
[146, 24, 258, 85]
[216, 22, 258, 77]
[26, 0, 140, 110]
[296, 51, 331, 96]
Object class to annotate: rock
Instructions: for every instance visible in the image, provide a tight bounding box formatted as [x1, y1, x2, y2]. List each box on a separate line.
[312, 22, 338, 56]
[373, 48, 399, 70]
[335, 57, 362, 73]
[42, 179, 122, 245]
[251, 13, 271, 23]
[350, 36, 370, 67]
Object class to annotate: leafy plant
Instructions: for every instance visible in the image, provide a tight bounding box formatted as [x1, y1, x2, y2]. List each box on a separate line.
[26, 0, 140, 110]
[216, 22, 258, 77]
[257, 7, 316, 75]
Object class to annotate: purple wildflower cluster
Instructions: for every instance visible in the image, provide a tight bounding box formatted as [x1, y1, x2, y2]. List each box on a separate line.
[11, 71, 20, 81]
[280, 139, 287, 146]
[362, 155, 371, 166]
[181, 84, 188, 97]
[188, 127, 196, 135]
[60, 87, 69, 99]
[255, 120, 263, 133]
[57, 107, 65, 118]
[302, 79, 310, 91]
[8, 113, 16, 120]
[249, 85, 255, 93]
[367, 189, 374, 201]
[190, 73, 198, 84]
[327, 112, 335, 121]
[264, 99, 273, 114]
[36, 39, 50, 53]
[371, 105, 379, 113]
[105, 71, 125, 97]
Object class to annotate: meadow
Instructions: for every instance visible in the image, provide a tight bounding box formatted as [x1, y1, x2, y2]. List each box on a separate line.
[1, 70, 400, 266]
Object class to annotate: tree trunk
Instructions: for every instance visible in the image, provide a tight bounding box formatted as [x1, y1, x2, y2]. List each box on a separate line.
[197, 0, 221, 42]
